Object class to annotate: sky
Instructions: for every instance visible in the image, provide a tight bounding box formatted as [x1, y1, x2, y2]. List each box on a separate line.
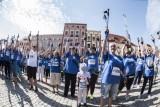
[0, 0, 160, 46]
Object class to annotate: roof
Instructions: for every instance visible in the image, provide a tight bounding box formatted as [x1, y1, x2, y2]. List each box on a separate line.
[64, 23, 87, 25]
[105, 34, 137, 47]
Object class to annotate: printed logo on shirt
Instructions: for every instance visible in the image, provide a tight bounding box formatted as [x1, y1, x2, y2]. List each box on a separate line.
[52, 62, 59, 66]
[1, 54, 3, 57]
[6, 52, 9, 56]
[48, 63, 51, 66]
[111, 67, 120, 76]
[88, 59, 96, 65]
[146, 57, 154, 68]
[30, 55, 34, 58]
[11, 55, 14, 59]
[139, 60, 143, 64]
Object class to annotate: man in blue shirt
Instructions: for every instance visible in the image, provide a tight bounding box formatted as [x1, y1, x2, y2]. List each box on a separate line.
[100, 29, 126, 107]
[63, 39, 80, 98]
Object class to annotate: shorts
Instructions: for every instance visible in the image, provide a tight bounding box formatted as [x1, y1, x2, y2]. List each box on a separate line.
[45, 69, 50, 77]
[118, 75, 134, 91]
[101, 84, 119, 99]
[50, 72, 61, 86]
[27, 66, 37, 80]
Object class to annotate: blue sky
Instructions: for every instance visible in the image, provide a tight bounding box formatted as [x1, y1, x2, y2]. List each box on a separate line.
[0, 0, 159, 46]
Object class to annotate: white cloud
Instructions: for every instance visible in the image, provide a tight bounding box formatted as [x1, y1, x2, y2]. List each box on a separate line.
[146, 0, 160, 34]
[1, 0, 70, 36]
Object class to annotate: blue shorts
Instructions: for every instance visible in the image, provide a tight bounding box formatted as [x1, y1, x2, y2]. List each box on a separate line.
[101, 83, 119, 99]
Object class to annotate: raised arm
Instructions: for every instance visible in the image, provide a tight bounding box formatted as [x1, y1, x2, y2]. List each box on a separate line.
[102, 29, 109, 55]
[121, 44, 125, 57]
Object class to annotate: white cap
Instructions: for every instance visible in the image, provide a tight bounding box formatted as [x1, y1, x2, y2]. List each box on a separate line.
[80, 63, 88, 72]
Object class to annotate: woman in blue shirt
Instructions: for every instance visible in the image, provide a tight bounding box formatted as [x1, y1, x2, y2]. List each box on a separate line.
[139, 45, 157, 99]
[45, 54, 51, 83]
[118, 43, 136, 101]
[133, 50, 144, 88]
[50, 51, 61, 93]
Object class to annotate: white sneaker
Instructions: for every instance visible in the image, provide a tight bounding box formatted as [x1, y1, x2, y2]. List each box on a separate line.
[131, 85, 135, 89]
[136, 85, 140, 89]
[125, 95, 130, 101]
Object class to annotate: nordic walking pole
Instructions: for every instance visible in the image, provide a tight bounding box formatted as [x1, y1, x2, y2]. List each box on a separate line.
[103, 9, 110, 62]
[37, 31, 39, 67]
[123, 14, 131, 41]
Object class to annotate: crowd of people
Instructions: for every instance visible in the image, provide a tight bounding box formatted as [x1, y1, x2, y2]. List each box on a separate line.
[0, 29, 160, 107]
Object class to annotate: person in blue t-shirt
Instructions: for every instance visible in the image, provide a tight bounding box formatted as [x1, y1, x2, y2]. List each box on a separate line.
[50, 51, 61, 93]
[63, 39, 80, 98]
[4, 46, 11, 79]
[10, 47, 19, 83]
[16, 51, 23, 81]
[133, 50, 144, 88]
[118, 43, 136, 101]
[139, 45, 157, 99]
[37, 54, 44, 82]
[100, 29, 126, 107]
[83, 39, 101, 100]
[45, 53, 51, 83]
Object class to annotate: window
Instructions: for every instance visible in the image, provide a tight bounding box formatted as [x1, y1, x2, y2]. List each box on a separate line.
[82, 31, 85, 36]
[87, 44, 90, 48]
[72, 25, 74, 28]
[93, 37, 95, 41]
[75, 39, 78, 42]
[65, 31, 68, 35]
[70, 39, 73, 46]
[70, 31, 74, 37]
[77, 26, 79, 28]
[76, 31, 79, 37]
[92, 44, 95, 47]
[81, 40, 84, 46]
[87, 36, 91, 41]
[82, 26, 85, 29]
[64, 38, 67, 45]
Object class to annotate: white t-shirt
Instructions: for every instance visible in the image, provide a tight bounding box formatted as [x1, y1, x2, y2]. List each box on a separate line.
[77, 71, 91, 89]
[27, 50, 37, 67]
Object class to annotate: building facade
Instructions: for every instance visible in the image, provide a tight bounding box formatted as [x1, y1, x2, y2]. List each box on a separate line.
[18, 34, 63, 54]
[86, 30, 101, 49]
[101, 34, 137, 56]
[62, 23, 87, 54]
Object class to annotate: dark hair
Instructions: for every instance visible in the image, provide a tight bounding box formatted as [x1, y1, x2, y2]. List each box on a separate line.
[91, 46, 96, 51]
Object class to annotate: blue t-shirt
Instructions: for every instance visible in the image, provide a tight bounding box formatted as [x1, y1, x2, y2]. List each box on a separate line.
[136, 57, 144, 72]
[4, 48, 11, 61]
[101, 53, 124, 84]
[50, 56, 61, 73]
[86, 51, 99, 72]
[64, 52, 80, 74]
[123, 55, 136, 76]
[45, 58, 51, 70]
[144, 54, 155, 77]
[11, 50, 19, 61]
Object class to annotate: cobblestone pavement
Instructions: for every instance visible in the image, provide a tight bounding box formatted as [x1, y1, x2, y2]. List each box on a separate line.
[0, 72, 160, 107]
